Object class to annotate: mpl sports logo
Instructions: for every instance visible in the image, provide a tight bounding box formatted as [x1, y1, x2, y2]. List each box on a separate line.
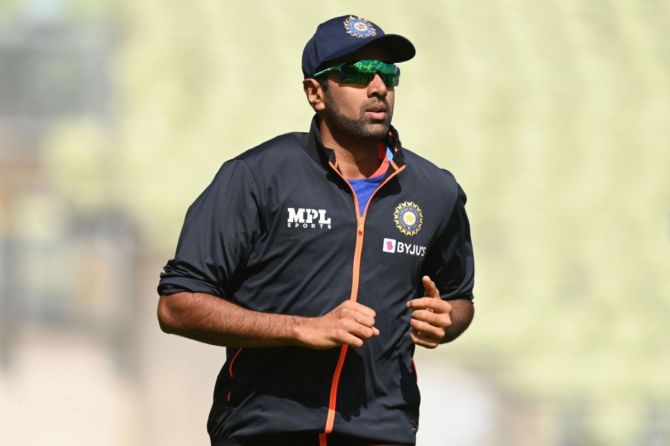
[383, 238, 426, 257]
[286, 208, 332, 230]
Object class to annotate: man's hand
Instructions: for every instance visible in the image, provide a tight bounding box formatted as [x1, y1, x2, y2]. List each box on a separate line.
[407, 276, 453, 349]
[158, 292, 380, 350]
[296, 300, 380, 349]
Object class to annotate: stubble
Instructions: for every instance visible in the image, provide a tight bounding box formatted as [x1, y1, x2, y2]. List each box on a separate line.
[322, 96, 393, 141]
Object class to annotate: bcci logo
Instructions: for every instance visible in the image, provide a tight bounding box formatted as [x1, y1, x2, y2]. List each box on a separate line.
[343, 16, 377, 38]
[394, 201, 423, 236]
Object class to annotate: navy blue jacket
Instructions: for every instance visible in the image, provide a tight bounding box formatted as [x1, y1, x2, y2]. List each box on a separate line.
[158, 117, 474, 445]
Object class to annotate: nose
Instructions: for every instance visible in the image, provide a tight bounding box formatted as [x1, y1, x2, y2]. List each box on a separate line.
[367, 73, 388, 97]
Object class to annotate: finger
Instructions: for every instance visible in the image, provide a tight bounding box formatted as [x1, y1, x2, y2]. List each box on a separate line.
[351, 311, 376, 329]
[334, 303, 379, 338]
[407, 297, 452, 314]
[406, 297, 432, 309]
[409, 330, 439, 349]
[338, 302, 376, 326]
[410, 319, 446, 340]
[350, 301, 377, 319]
[422, 276, 440, 298]
[331, 324, 373, 348]
[344, 320, 380, 342]
[410, 309, 452, 328]
[338, 332, 365, 348]
[339, 303, 376, 323]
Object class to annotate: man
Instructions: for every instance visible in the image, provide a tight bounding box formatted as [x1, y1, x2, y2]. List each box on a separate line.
[157, 14, 475, 446]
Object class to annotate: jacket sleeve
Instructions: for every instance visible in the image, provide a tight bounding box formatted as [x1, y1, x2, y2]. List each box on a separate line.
[157, 159, 262, 298]
[424, 182, 475, 301]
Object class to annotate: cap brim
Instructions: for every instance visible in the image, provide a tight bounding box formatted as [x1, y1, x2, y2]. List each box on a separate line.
[368, 34, 416, 63]
[315, 34, 416, 73]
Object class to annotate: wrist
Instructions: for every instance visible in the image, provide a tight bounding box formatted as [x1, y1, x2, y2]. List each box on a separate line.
[290, 315, 313, 347]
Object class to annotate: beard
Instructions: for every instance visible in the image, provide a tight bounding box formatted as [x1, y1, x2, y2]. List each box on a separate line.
[322, 96, 393, 141]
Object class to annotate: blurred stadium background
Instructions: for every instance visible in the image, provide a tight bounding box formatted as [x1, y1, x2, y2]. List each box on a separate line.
[1, 1, 669, 445]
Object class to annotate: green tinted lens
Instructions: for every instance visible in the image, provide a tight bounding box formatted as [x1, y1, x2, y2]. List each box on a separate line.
[341, 60, 400, 87]
[314, 59, 400, 87]
[339, 70, 376, 85]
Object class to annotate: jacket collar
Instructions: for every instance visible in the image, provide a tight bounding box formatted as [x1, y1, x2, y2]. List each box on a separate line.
[302, 115, 406, 172]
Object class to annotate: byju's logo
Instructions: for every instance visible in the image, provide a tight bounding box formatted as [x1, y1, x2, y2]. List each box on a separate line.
[287, 208, 332, 229]
[382, 238, 426, 257]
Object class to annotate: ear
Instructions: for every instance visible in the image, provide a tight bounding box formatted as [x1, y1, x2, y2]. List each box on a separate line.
[303, 78, 327, 112]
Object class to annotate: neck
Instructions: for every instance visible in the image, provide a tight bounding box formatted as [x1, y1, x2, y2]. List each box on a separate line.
[319, 120, 385, 179]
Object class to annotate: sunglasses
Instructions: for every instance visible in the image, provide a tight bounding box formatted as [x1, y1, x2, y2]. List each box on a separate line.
[313, 59, 400, 87]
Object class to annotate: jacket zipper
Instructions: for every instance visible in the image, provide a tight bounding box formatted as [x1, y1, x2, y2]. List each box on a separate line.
[319, 161, 406, 446]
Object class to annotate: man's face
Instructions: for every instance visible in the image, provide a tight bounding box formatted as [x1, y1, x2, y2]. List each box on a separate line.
[320, 47, 396, 141]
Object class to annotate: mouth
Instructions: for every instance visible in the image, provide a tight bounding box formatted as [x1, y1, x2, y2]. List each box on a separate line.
[366, 103, 387, 113]
[364, 103, 389, 120]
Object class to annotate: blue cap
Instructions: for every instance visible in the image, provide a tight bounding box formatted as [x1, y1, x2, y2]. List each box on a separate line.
[302, 15, 416, 78]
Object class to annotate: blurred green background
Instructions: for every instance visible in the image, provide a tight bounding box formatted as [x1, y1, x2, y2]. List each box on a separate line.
[1, 1, 669, 445]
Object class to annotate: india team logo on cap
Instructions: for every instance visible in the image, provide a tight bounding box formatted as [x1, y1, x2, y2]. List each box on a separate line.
[343, 16, 377, 38]
[394, 201, 423, 236]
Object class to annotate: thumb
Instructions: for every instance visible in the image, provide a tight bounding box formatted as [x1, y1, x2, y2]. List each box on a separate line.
[422, 276, 440, 298]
